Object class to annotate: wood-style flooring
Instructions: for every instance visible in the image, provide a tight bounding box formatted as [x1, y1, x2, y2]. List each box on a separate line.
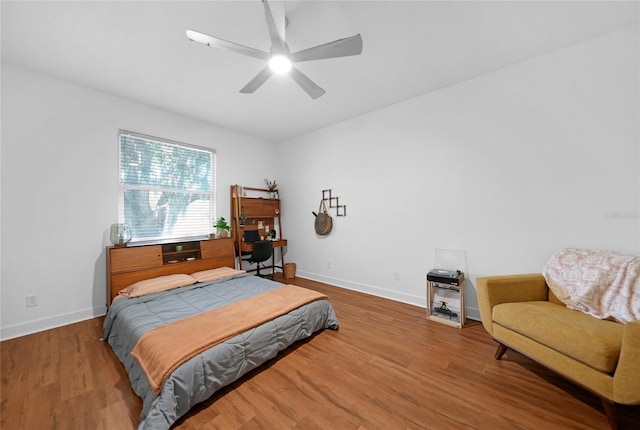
[2, 275, 639, 429]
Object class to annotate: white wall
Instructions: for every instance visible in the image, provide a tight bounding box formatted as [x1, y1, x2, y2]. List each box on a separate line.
[2, 24, 638, 339]
[0, 64, 278, 340]
[277, 25, 640, 319]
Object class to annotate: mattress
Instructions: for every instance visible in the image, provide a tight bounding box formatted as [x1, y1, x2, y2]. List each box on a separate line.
[102, 272, 339, 429]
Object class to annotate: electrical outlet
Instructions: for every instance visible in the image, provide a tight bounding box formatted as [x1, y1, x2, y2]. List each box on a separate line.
[26, 294, 39, 307]
[393, 272, 400, 281]
[326, 261, 331, 269]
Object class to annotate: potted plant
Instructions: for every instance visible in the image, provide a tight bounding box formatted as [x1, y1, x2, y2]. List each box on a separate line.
[213, 217, 231, 238]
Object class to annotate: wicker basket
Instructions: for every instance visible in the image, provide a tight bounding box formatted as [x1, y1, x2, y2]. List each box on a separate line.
[283, 263, 296, 279]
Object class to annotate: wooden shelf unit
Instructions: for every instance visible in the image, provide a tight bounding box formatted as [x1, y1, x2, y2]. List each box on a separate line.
[107, 238, 235, 306]
[230, 185, 287, 273]
[426, 278, 466, 329]
[161, 241, 202, 264]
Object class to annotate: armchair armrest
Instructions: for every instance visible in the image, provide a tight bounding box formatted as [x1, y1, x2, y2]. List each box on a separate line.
[476, 273, 549, 335]
[614, 320, 640, 404]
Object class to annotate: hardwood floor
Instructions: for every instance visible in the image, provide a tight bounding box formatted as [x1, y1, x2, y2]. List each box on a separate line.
[2, 275, 639, 429]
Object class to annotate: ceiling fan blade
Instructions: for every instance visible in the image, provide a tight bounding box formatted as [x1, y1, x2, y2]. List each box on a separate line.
[268, 1, 286, 46]
[186, 29, 270, 62]
[290, 34, 363, 63]
[261, 0, 286, 54]
[239, 66, 273, 94]
[289, 66, 325, 99]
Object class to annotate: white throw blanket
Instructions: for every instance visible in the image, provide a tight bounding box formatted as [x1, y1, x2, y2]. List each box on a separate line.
[542, 248, 640, 324]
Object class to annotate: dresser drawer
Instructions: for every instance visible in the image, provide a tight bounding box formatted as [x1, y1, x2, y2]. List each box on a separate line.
[240, 198, 280, 218]
[109, 245, 162, 273]
[200, 238, 234, 260]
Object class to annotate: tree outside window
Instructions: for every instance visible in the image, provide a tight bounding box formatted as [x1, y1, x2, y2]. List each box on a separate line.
[118, 131, 215, 242]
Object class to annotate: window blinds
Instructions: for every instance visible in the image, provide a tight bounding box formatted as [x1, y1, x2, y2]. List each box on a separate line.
[118, 131, 216, 242]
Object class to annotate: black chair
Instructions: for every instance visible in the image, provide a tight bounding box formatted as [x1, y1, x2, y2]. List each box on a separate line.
[243, 240, 273, 277]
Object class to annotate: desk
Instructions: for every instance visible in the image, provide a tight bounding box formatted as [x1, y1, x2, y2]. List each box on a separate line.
[230, 186, 287, 275]
[238, 239, 287, 274]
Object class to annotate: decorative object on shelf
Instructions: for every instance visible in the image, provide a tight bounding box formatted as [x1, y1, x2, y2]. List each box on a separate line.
[314, 199, 333, 235]
[214, 217, 231, 238]
[265, 179, 278, 199]
[110, 223, 132, 247]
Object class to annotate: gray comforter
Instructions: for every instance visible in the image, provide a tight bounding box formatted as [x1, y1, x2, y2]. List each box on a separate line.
[103, 273, 339, 429]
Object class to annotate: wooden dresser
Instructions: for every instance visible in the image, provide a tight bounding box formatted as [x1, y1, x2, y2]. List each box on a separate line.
[106, 238, 235, 306]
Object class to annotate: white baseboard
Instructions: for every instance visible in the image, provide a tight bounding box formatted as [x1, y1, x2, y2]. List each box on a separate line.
[466, 307, 481, 321]
[298, 270, 481, 322]
[299, 270, 425, 307]
[0, 306, 107, 341]
[0, 277, 481, 341]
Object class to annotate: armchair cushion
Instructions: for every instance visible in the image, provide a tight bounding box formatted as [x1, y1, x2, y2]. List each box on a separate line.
[493, 301, 623, 373]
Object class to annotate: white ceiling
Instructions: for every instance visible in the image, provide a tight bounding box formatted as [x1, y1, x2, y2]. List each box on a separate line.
[2, 1, 638, 142]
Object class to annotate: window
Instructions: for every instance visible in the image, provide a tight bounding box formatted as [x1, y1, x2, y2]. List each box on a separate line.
[118, 130, 216, 242]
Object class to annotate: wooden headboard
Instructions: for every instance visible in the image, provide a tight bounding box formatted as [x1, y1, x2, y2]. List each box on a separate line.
[106, 238, 236, 306]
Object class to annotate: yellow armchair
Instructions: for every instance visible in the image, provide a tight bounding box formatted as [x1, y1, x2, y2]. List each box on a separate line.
[477, 274, 640, 430]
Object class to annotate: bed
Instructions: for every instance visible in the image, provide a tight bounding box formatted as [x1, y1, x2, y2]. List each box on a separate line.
[102, 247, 339, 430]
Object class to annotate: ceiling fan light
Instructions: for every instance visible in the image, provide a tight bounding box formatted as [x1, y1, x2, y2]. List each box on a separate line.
[269, 55, 292, 74]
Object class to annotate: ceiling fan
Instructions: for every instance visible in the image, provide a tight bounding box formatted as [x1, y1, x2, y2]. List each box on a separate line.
[186, 0, 363, 99]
